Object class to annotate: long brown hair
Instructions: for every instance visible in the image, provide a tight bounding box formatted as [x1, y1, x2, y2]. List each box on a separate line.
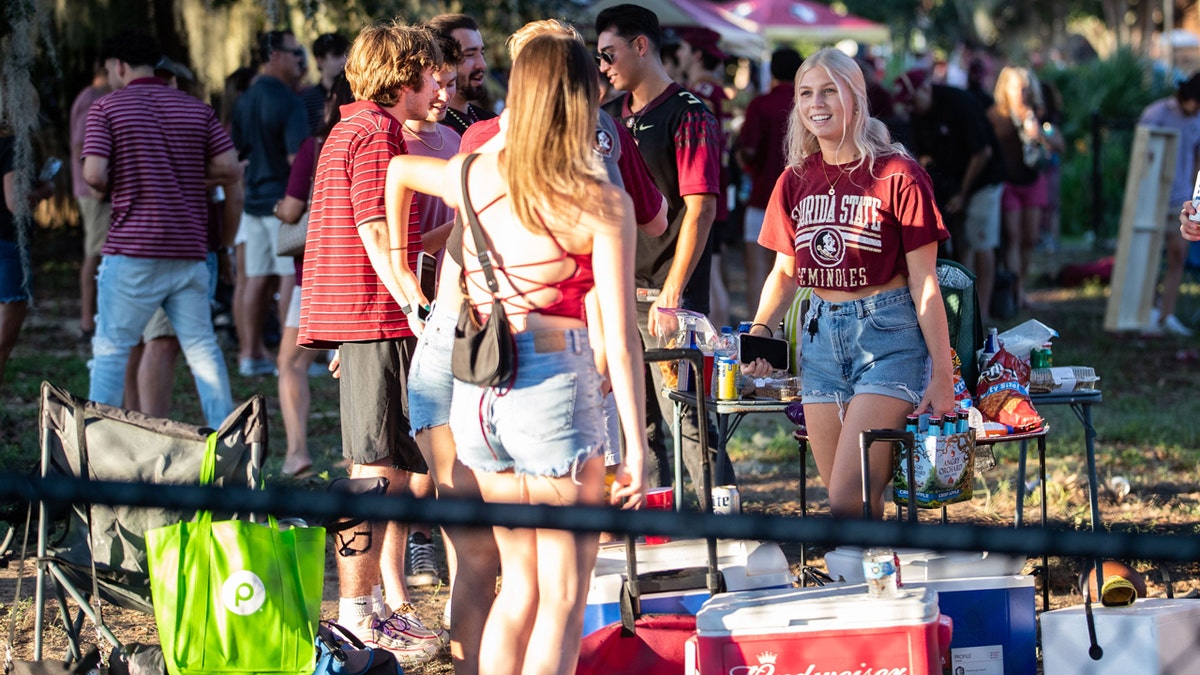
[501, 33, 606, 233]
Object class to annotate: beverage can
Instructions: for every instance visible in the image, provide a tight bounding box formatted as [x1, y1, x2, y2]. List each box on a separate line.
[862, 547, 900, 598]
[712, 485, 740, 514]
[1031, 343, 1053, 368]
[716, 356, 738, 400]
[1191, 170, 1200, 222]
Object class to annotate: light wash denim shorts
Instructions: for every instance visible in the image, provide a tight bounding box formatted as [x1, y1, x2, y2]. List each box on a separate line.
[800, 286, 928, 407]
[451, 327, 605, 477]
[0, 240, 30, 303]
[407, 301, 458, 433]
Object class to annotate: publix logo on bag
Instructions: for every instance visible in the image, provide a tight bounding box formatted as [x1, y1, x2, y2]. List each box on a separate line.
[220, 570, 267, 615]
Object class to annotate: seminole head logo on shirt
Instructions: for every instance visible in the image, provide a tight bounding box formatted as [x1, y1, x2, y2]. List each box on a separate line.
[809, 227, 845, 266]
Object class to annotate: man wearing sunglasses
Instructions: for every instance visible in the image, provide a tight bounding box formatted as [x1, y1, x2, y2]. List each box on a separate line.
[595, 5, 731, 506]
[230, 30, 310, 378]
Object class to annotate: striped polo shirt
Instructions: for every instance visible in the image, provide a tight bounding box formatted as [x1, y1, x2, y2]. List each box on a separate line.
[298, 101, 423, 348]
[82, 78, 233, 260]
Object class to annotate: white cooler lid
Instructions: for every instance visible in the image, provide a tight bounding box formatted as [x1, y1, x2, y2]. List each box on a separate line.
[824, 546, 1026, 583]
[697, 584, 939, 633]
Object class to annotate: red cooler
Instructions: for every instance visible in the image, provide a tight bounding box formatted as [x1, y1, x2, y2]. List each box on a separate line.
[693, 584, 945, 675]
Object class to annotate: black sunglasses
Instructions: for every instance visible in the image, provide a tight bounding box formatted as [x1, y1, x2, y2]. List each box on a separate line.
[594, 38, 635, 67]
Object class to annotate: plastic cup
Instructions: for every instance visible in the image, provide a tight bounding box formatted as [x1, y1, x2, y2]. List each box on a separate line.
[644, 487, 674, 545]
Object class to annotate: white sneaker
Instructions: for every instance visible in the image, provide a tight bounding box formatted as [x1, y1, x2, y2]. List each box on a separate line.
[383, 603, 449, 649]
[1163, 313, 1195, 337]
[345, 611, 437, 665]
[1144, 308, 1164, 335]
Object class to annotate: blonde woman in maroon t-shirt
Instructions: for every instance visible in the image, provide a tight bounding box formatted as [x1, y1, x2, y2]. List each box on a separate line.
[744, 48, 955, 520]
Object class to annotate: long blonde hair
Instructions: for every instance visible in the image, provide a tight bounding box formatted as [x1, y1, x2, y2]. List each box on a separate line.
[501, 33, 606, 233]
[992, 66, 1043, 118]
[784, 48, 906, 172]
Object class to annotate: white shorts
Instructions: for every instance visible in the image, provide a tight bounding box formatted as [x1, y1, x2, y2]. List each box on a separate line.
[239, 213, 295, 277]
[744, 207, 766, 244]
[963, 183, 1003, 252]
[285, 284, 303, 328]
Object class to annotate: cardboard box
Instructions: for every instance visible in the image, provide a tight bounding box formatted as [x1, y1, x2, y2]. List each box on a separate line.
[694, 584, 944, 675]
[1042, 598, 1200, 674]
[583, 539, 793, 637]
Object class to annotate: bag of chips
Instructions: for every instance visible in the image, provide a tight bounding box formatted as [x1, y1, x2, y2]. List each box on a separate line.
[976, 347, 1043, 432]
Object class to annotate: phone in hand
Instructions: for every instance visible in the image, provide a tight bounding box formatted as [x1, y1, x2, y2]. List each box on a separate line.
[737, 332, 790, 371]
[38, 157, 62, 182]
[416, 251, 437, 321]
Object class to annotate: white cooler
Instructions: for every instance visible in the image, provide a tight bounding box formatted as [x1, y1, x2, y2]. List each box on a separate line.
[824, 546, 1026, 582]
[582, 539, 793, 637]
[1041, 598, 1200, 674]
[690, 584, 948, 675]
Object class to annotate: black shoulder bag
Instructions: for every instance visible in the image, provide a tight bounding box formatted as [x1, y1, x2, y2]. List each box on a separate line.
[450, 153, 517, 388]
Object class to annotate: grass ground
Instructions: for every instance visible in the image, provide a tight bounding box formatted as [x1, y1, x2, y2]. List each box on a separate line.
[2, 229, 1200, 672]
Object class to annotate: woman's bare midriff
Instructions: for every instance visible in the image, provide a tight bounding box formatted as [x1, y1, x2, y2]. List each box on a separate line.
[810, 273, 907, 304]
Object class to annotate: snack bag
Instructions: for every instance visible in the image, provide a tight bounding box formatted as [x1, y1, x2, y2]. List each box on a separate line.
[976, 347, 1043, 432]
[950, 348, 972, 408]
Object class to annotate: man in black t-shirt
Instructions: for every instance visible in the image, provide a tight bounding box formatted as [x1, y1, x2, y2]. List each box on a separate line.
[428, 14, 496, 135]
[596, 4, 730, 502]
[895, 68, 1006, 322]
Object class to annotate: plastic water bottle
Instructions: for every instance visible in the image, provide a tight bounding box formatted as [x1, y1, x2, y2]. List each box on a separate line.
[982, 327, 1000, 362]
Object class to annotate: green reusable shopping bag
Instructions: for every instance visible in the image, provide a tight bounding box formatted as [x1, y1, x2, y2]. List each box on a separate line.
[145, 433, 325, 675]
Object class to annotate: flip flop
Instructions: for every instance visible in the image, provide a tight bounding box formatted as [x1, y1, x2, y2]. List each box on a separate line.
[282, 463, 315, 480]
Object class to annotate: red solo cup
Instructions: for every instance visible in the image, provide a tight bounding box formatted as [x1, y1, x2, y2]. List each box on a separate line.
[644, 487, 674, 545]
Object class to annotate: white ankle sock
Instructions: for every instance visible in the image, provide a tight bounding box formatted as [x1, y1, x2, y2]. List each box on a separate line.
[372, 585, 387, 616]
[339, 594, 374, 626]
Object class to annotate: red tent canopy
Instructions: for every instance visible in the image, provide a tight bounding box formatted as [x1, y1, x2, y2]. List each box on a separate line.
[719, 0, 889, 43]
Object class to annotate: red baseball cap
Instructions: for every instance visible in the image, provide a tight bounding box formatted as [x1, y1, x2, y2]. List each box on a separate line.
[893, 68, 929, 105]
[670, 26, 727, 62]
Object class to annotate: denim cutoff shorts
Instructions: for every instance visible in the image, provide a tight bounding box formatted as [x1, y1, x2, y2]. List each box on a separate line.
[0, 240, 30, 303]
[451, 327, 605, 477]
[800, 286, 928, 407]
[407, 301, 458, 433]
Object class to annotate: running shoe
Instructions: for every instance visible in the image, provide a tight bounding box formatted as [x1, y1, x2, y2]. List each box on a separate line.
[406, 531, 443, 587]
[384, 603, 449, 649]
[345, 611, 437, 665]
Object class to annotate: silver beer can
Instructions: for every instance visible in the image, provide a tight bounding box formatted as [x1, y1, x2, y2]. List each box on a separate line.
[712, 485, 740, 514]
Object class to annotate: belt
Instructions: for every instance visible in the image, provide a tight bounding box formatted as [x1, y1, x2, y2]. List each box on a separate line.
[636, 287, 661, 303]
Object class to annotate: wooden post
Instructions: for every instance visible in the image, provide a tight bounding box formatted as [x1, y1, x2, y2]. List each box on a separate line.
[1104, 125, 1179, 332]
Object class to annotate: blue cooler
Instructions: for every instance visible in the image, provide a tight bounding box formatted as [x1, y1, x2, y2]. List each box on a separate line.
[583, 539, 793, 637]
[907, 576, 1036, 675]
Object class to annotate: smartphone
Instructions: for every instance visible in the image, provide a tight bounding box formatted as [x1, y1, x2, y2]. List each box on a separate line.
[737, 333, 790, 371]
[416, 251, 437, 321]
[38, 157, 62, 182]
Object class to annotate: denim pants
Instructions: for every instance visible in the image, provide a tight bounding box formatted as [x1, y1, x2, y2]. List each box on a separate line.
[89, 255, 234, 427]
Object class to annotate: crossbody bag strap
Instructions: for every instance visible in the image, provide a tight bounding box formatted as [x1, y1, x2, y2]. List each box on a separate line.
[458, 153, 502, 296]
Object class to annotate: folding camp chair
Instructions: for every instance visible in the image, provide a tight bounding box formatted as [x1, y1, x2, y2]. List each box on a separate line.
[937, 258, 984, 397]
[33, 381, 266, 661]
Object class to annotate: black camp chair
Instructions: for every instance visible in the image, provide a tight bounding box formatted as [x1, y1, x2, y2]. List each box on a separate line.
[33, 382, 266, 661]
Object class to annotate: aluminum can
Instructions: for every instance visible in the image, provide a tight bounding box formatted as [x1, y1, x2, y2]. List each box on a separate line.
[716, 356, 738, 399]
[712, 485, 740, 514]
[1031, 343, 1053, 369]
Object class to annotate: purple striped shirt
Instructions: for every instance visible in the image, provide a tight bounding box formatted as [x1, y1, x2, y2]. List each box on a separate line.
[82, 78, 234, 259]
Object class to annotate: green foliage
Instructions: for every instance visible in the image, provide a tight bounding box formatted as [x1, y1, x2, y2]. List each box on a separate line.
[1041, 48, 1172, 239]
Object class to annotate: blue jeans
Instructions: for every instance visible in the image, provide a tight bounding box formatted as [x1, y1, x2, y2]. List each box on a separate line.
[89, 255, 234, 426]
[801, 286, 928, 408]
[451, 328, 604, 477]
[407, 301, 457, 434]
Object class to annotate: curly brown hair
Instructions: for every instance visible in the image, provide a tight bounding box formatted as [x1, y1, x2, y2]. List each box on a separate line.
[344, 22, 442, 107]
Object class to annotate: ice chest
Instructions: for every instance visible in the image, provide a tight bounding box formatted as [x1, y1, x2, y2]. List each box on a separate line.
[583, 539, 792, 637]
[1041, 598, 1200, 674]
[907, 576, 1036, 675]
[824, 546, 1026, 582]
[693, 584, 944, 675]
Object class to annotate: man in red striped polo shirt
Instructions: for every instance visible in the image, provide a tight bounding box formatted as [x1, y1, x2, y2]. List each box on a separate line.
[82, 29, 239, 427]
[298, 22, 447, 662]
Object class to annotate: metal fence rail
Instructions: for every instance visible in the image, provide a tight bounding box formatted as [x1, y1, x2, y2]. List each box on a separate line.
[3, 471, 1199, 564]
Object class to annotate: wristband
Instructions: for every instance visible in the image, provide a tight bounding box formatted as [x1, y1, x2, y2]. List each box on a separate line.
[751, 322, 772, 334]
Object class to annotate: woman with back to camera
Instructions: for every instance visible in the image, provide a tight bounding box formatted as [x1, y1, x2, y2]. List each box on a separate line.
[743, 48, 954, 519]
[385, 32, 648, 675]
